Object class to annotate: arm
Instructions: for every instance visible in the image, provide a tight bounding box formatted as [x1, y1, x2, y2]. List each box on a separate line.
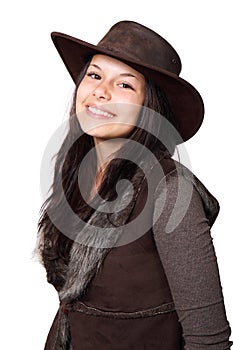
[152, 172, 232, 349]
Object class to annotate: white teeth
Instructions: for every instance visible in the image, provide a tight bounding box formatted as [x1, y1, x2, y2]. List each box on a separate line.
[88, 106, 114, 118]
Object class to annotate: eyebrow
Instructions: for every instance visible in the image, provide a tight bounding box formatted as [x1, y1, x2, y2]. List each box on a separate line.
[89, 64, 138, 80]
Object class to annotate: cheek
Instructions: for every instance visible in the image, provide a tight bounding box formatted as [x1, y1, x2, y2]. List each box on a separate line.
[115, 103, 142, 124]
[75, 82, 89, 112]
[75, 90, 84, 113]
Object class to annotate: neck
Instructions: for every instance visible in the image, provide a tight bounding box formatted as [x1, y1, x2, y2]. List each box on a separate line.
[94, 137, 125, 172]
[88, 138, 125, 199]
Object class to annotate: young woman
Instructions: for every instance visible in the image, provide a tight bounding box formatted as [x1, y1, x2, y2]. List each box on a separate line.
[37, 21, 232, 349]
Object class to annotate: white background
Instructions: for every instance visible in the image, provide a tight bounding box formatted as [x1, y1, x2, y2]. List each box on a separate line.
[1, 0, 232, 348]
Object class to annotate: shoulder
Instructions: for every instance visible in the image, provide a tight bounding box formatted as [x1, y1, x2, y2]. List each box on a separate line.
[152, 157, 220, 228]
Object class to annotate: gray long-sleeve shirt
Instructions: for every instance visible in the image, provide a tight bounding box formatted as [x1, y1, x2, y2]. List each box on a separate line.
[153, 170, 232, 349]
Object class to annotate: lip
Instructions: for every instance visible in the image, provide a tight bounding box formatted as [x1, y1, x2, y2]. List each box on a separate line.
[86, 104, 116, 120]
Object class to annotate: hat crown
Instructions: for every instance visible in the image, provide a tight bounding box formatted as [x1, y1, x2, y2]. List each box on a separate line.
[97, 21, 181, 75]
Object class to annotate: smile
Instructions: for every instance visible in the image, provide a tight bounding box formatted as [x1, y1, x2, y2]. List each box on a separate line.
[87, 106, 116, 119]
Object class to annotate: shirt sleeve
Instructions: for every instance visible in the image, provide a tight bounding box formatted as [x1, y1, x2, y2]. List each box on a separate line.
[152, 172, 232, 349]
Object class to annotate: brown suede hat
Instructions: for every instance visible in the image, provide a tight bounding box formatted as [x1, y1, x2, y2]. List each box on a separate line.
[51, 20, 204, 142]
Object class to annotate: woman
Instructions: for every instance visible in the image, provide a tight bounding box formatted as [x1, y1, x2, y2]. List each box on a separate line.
[37, 21, 232, 349]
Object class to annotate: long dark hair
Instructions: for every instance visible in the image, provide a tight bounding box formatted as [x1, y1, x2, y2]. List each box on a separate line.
[37, 58, 178, 290]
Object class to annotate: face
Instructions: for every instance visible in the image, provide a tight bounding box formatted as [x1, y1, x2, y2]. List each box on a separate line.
[76, 54, 145, 144]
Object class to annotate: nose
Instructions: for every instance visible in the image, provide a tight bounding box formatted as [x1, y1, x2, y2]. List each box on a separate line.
[92, 81, 111, 101]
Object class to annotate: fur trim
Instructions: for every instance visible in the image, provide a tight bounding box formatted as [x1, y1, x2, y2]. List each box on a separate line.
[58, 161, 146, 302]
[52, 157, 150, 348]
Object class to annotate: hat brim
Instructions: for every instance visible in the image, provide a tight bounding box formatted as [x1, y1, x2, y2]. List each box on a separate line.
[51, 31, 204, 143]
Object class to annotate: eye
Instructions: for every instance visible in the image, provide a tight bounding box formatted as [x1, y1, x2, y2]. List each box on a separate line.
[87, 72, 101, 80]
[118, 82, 134, 90]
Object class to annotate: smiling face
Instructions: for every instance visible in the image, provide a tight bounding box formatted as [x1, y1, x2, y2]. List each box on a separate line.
[76, 54, 145, 144]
